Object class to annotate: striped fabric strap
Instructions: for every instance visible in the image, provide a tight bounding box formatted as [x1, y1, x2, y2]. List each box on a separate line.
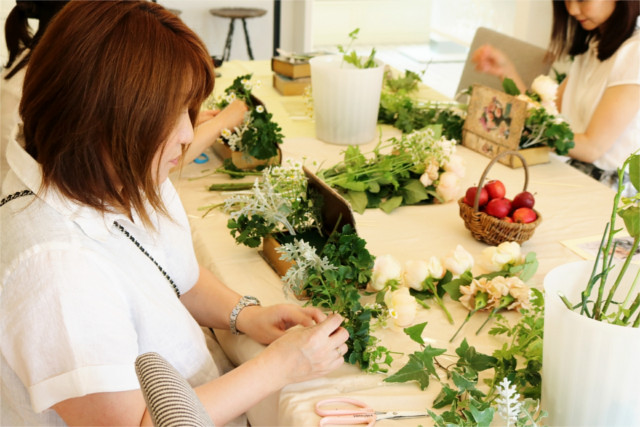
[135, 352, 215, 427]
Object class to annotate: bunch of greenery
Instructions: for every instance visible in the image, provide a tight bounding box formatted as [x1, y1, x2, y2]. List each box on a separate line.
[276, 226, 394, 372]
[317, 126, 458, 214]
[224, 164, 322, 248]
[337, 28, 377, 69]
[378, 70, 466, 141]
[206, 74, 283, 160]
[561, 152, 640, 326]
[384, 289, 546, 426]
[501, 78, 574, 156]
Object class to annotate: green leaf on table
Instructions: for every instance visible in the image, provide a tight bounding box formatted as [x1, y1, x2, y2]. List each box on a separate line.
[502, 78, 520, 96]
[452, 371, 477, 392]
[629, 154, 640, 192]
[380, 196, 403, 214]
[384, 345, 446, 390]
[508, 252, 539, 282]
[432, 384, 458, 409]
[344, 191, 368, 214]
[468, 398, 495, 427]
[403, 322, 427, 345]
[401, 179, 430, 205]
[455, 339, 497, 372]
[443, 270, 474, 301]
[619, 206, 640, 238]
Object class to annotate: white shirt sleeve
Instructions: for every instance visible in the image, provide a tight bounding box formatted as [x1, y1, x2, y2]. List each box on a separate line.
[608, 35, 640, 87]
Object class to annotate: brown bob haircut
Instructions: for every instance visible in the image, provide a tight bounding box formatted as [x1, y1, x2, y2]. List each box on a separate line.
[549, 0, 640, 62]
[20, 1, 214, 226]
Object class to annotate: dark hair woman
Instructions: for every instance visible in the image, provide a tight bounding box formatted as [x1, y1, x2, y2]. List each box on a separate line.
[0, 2, 347, 425]
[471, 1, 640, 193]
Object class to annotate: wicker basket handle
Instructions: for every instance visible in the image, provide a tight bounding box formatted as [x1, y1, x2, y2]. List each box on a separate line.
[472, 150, 529, 212]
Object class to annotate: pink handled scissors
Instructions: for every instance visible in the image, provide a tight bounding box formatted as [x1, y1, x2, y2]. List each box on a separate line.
[315, 397, 429, 426]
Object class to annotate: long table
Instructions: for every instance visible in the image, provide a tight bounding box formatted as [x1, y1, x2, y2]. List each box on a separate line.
[171, 60, 615, 426]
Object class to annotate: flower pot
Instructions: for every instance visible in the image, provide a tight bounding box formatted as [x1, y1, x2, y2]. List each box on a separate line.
[310, 54, 385, 145]
[542, 260, 640, 426]
[212, 141, 282, 170]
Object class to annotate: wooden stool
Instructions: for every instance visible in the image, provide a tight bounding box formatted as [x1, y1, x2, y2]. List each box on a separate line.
[209, 7, 267, 61]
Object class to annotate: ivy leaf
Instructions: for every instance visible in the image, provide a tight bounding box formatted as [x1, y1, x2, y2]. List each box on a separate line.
[432, 384, 458, 409]
[384, 345, 446, 390]
[452, 370, 477, 392]
[455, 338, 497, 372]
[344, 191, 368, 214]
[403, 322, 427, 345]
[380, 196, 403, 214]
[468, 397, 495, 427]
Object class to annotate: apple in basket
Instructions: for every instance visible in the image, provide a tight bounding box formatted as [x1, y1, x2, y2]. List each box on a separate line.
[512, 207, 538, 223]
[485, 198, 512, 219]
[512, 191, 535, 210]
[463, 186, 489, 207]
[483, 179, 506, 200]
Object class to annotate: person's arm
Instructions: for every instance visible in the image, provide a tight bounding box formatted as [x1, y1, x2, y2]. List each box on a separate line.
[471, 44, 527, 93]
[568, 84, 640, 163]
[178, 99, 248, 166]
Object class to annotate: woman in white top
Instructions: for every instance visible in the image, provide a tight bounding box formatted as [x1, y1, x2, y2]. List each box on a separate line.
[0, 2, 348, 425]
[472, 0, 640, 191]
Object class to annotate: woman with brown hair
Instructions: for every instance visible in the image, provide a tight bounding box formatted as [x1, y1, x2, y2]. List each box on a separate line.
[472, 0, 640, 192]
[0, 2, 348, 425]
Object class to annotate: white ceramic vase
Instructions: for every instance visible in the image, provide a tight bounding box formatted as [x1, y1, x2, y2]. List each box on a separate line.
[309, 54, 385, 145]
[542, 260, 640, 426]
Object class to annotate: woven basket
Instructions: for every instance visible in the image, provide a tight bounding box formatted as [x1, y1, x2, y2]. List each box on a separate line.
[459, 150, 542, 245]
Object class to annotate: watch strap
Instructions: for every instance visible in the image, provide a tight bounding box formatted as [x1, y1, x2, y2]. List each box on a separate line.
[229, 295, 261, 335]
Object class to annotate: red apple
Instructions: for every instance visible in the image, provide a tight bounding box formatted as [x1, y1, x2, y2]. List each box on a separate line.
[503, 216, 514, 223]
[512, 207, 538, 223]
[484, 180, 506, 200]
[485, 198, 512, 219]
[464, 186, 489, 207]
[512, 191, 535, 210]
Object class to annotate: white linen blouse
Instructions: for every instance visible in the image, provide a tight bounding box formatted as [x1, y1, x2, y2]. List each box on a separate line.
[0, 131, 219, 425]
[561, 28, 640, 172]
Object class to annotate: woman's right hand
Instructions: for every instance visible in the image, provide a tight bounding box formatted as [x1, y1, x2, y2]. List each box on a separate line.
[259, 313, 349, 387]
[471, 44, 511, 78]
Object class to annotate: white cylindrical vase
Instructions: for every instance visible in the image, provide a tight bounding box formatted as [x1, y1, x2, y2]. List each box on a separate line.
[310, 55, 385, 145]
[542, 260, 640, 426]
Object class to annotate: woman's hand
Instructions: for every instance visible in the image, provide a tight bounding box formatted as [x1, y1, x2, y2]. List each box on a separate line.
[258, 313, 349, 388]
[471, 44, 526, 93]
[236, 304, 327, 344]
[195, 109, 220, 126]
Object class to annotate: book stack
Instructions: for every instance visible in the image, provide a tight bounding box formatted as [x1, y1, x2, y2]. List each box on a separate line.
[271, 55, 312, 96]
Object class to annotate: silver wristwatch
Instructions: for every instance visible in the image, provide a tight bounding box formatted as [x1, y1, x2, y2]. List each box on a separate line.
[229, 295, 261, 335]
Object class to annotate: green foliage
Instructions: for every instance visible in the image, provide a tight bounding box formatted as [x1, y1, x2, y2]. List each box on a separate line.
[337, 28, 378, 69]
[378, 71, 465, 140]
[383, 292, 545, 426]
[318, 128, 457, 213]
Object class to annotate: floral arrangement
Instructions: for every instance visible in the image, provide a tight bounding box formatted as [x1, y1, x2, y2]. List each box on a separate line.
[561, 152, 640, 326]
[223, 162, 321, 248]
[502, 75, 575, 155]
[317, 126, 465, 214]
[205, 74, 283, 162]
[378, 69, 466, 141]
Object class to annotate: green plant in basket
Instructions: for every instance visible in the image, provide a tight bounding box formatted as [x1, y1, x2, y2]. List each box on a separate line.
[378, 70, 466, 141]
[501, 75, 574, 156]
[205, 74, 283, 161]
[560, 152, 640, 326]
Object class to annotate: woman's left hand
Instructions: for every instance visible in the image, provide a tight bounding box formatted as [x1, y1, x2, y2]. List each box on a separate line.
[236, 304, 328, 345]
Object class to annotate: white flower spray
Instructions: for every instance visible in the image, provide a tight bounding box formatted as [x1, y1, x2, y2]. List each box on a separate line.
[495, 377, 523, 427]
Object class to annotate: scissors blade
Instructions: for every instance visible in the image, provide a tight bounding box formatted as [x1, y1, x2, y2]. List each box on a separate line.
[376, 410, 430, 421]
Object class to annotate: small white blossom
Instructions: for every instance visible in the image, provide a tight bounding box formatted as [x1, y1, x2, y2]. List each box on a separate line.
[256, 105, 265, 113]
[225, 92, 237, 103]
[221, 128, 232, 138]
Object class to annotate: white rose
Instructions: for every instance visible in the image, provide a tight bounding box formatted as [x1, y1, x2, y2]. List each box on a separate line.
[444, 154, 466, 178]
[384, 287, 418, 327]
[371, 254, 403, 291]
[531, 75, 558, 103]
[479, 242, 522, 272]
[442, 245, 474, 276]
[404, 260, 429, 291]
[541, 99, 559, 116]
[425, 256, 445, 280]
[436, 171, 460, 203]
